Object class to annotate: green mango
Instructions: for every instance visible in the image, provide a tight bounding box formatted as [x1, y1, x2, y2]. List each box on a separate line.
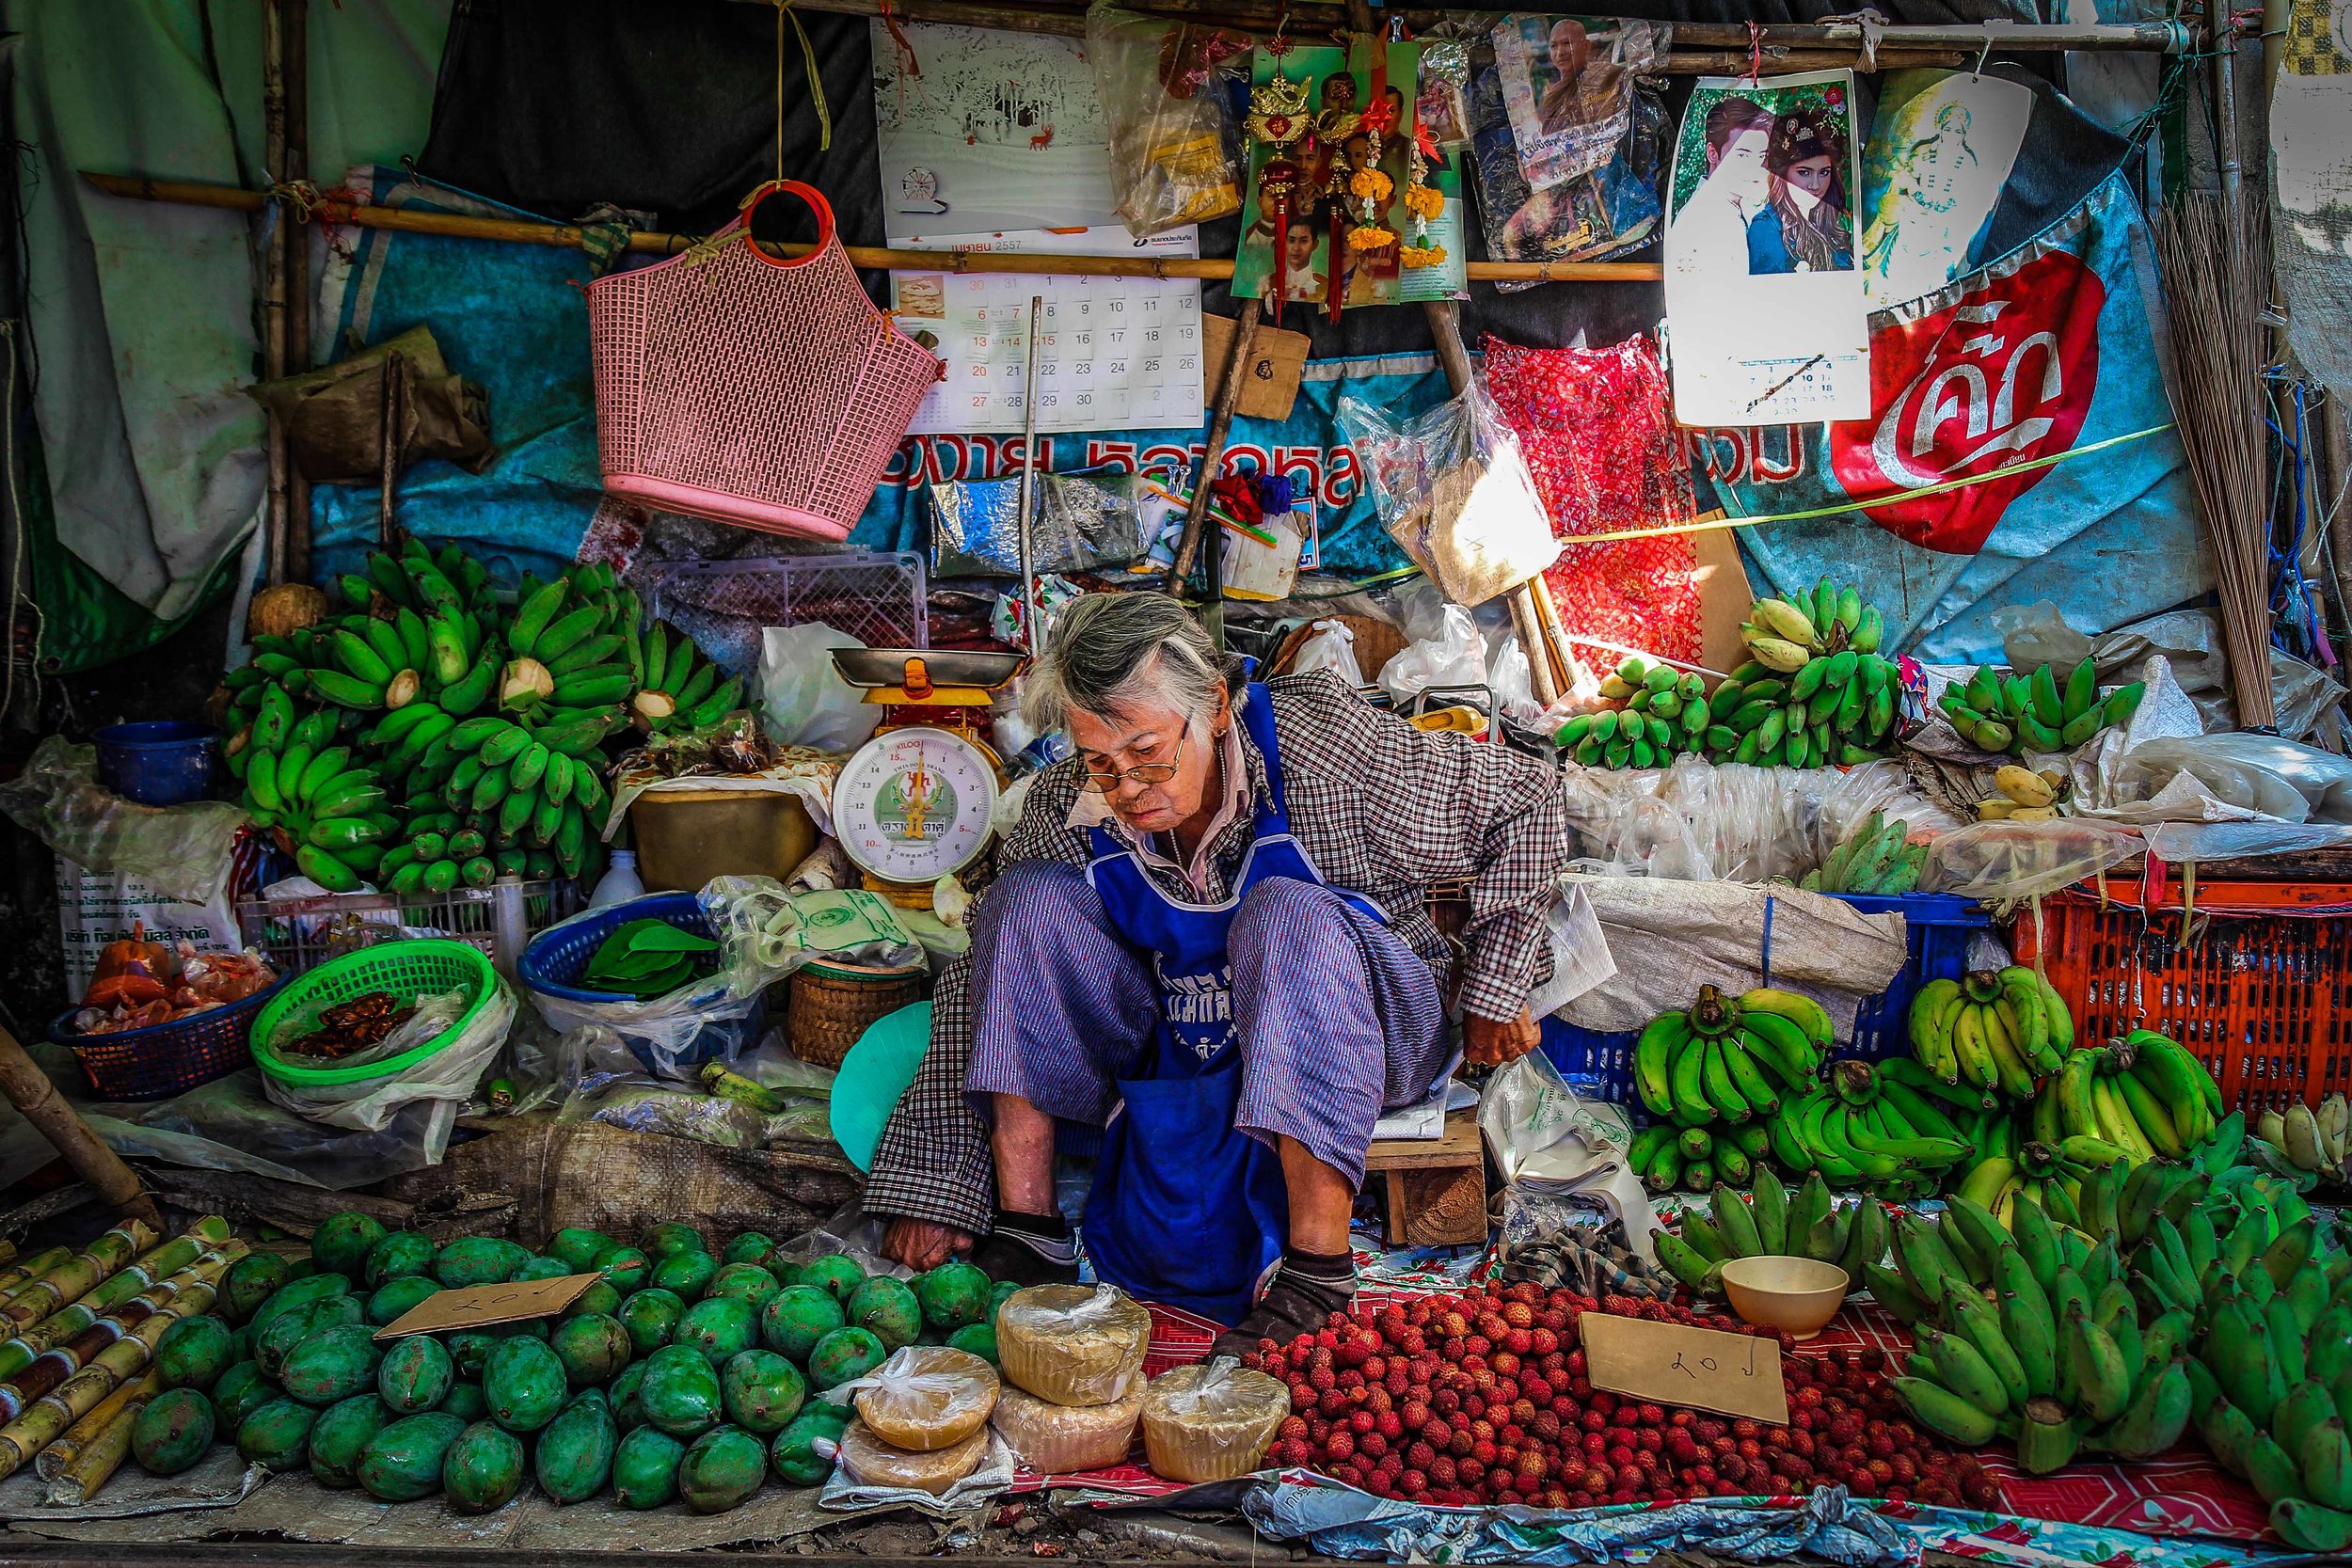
[154, 1315, 233, 1392]
[564, 1281, 624, 1321]
[612, 1425, 686, 1508]
[946, 1323, 999, 1367]
[358, 1411, 467, 1501]
[609, 1360, 649, 1432]
[278, 1324, 383, 1406]
[534, 1388, 618, 1504]
[707, 1262, 782, 1315]
[448, 1331, 499, 1378]
[720, 1349, 805, 1435]
[247, 1271, 349, 1336]
[642, 1222, 707, 1259]
[620, 1289, 687, 1355]
[310, 1212, 390, 1279]
[132, 1387, 215, 1476]
[770, 1404, 850, 1486]
[442, 1419, 527, 1514]
[677, 1296, 758, 1366]
[759, 1286, 845, 1364]
[364, 1231, 437, 1289]
[509, 1255, 574, 1285]
[378, 1335, 455, 1414]
[796, 1254, 866, 1305]
[678, 1424, 768, 1513]
[595, 1244, 651, 1293]
[483, 1337, 567, 1433]
[846, 1277, 922, 1353]
[988, 1280, 1021, 1317]
[806, 1327, 886, 1391]
[548, 1227, 618, 1271]
[211, 1360, 275, 1433]
[551, 1313, 633, 1387]
[438, 1382, 488, 1422]
[256, 1295, 365, 1378]
[915, 1262, 992, 1331]
[306, 1393, 389, 1488]
[367, 1276, 441, 1326]
[219, 1254, 292, 1323]
[650, 1249, 720, 1302]
[237, 1397, 319, 1468]
[723, 1232, 775, 1268]
[434, 1237, 532, 1290]
[638, 1343, 724, 1437]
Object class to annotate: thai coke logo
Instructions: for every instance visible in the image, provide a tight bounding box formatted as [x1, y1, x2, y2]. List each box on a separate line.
[1829, 247, 2102, 554]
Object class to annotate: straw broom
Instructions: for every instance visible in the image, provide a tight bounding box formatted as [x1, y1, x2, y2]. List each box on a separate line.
[0, 1219, 230, 1386]
[0, 1246, 243, 1424]
[0, 1271, 224, 1481]
[40, 1366, 162, 1500]
[2154, 192, 2277, 729]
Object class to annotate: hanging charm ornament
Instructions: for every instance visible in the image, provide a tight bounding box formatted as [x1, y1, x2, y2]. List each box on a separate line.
[1246, 35, 1316, 327]
[1400, 139, 1445, 269]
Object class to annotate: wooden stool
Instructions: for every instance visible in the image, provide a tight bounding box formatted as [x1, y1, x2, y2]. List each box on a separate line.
[1363, 1107, 1488, 1248]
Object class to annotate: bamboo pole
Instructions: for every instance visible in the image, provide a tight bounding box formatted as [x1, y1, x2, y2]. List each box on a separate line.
[0, 1267, 227, 1477]
[0, 1026, 158, 1232]
[82, 173, 1663, 284]
[1168, 296, 1262, 593]
[282, 0, 313, 583]
[44, 1367, 160, 1503]
[261, 0, 291, 588]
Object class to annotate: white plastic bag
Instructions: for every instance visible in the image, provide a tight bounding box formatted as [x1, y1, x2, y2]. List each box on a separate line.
[1479, 1050, 1659, 1262]
[262, 978, 517, 1134]
[1288, 620, 1365, 685]
[1379, 603, 1486, 704]
[758, 623, 884, 753]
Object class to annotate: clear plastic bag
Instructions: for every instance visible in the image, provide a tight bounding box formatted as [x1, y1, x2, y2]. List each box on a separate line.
[262, 979, 518, 1134]
[828, 1344, 1001, 1450]
[556, 1025, 770, 1147]
[1288, 620, 1366, 685]
[704, 877, 926, 972]
[0, 736, 247, 905]
[1337, 381, 1562, 610]
[997, 1283, 1151, 1407]
[1924, 819, 2145, 911]
[1377, 603, 1486, 705]
[1086, 3, 1248, 239]
[2113, 735, 2352, 824]
[757, 623, 883, 754]
[1478, 1048, 1658, 1262]
[1138, 1356, 1288, 1482]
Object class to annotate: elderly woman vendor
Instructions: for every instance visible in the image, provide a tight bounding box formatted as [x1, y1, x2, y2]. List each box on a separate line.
[866, 594, 1567, 1352]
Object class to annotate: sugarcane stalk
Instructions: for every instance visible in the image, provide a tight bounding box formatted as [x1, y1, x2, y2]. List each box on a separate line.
[40, 1366, 161, 1493]
[0, 1222, 155, 1331]
[0, 1274, 219, 1480]
[0, 1249, 240, 1423]
[0, 1220, 232, 1386]
[0, 1247, 74, 1302]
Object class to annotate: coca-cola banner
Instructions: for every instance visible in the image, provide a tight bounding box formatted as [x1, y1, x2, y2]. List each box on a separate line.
[1695, 170, 2208, 664]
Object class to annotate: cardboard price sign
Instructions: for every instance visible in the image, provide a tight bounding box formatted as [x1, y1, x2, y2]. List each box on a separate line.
[1578, 1313, 1789, 1426]
[373, 1274, 602, 1341]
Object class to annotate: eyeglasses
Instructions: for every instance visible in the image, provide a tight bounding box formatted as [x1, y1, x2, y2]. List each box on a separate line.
[1077, 728, 1189, 793]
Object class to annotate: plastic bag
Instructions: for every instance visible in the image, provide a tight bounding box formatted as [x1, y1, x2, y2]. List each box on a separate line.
[1378, 604, 1486, 705]
[997, 1283, 1151, 1406]
[1924, 819, 2144, 911]
[1288, 620, 1365, 686]
[1138, 1356, 1289, 1482]
[262, 978, 517, 1134]
[1086, 3, 1248, 239]
[0, 736, 246, 905]
[825, 1345, 1000, 1451]
[1487, 634, 1540, 723]
[704, 877, 927, 972]
[2000, 600, 2346, 741]
[1337, 382, 1561, 609]
[758, 623, 883, 754]
[2111, 734, 2352, 824]
[1479, 1048, 1658, 1262]
[560, 1072, 767, 1148]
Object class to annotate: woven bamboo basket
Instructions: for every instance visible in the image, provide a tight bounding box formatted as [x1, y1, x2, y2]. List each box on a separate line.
[787, 959, 929, 1069]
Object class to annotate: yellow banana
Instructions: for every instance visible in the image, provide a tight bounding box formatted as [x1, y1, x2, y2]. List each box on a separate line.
[1747, 636, 1813, 673]
[2091, 1076, 2155, 1160]
[1994, 765, 2056, 807]
[1980, 1005, 2035, 1099]
[1752, 597, 1820, 645]
[1953, 1003, 1999, 1090]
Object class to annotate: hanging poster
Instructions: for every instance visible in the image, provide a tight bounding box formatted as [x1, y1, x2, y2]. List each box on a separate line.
[2271, 0, 2352, 397]
[1467, 44, 1665, 286]
[1489, 16, 1666, 192]
[1232, 40, 1468, 311]
[1663, 71, 1869, 426]
[1856, 70, 2034, 309]
[869, 21, 1120, 240]
[1694, 172, 2207, 662]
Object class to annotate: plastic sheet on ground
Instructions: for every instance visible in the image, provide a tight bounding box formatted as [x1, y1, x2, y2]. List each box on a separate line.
[1552, 878, 1908, 1036]
[1241, 1476, 1923, 1566]
[0, 736, 247, 905]
[0, 1448, 257, 1524]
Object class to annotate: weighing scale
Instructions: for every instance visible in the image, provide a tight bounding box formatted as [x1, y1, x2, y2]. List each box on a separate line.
[828, 649, 1026, 908]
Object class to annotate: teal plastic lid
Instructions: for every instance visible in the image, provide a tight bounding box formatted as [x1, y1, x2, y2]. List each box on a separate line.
[830, 1001, 932, 1172]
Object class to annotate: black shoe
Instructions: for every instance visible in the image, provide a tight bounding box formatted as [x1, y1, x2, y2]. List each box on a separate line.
[1209, 1267, 1354, 1362]
[969, 1227, 1082, 1288]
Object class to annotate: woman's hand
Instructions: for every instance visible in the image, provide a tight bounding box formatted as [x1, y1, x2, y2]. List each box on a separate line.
[880, 1218, 973, 1273]
[1463, 1008, 1542, 1068]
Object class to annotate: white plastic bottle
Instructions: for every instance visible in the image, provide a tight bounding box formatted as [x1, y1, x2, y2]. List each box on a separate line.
[590, 848, 644, 908]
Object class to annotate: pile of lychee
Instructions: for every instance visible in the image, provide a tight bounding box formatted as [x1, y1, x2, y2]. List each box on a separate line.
[1243, 1280, 1999, 1512]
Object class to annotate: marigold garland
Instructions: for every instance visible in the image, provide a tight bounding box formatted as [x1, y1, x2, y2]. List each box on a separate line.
[1346, 224, 1396, 253]
[1400, 244, 1447, 269]
[1348, 168, 1394, 203]
[1403, 183, 1444, 220]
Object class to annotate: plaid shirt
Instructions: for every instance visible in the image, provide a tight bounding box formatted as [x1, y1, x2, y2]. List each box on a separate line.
[864, 670, 1568, 1237]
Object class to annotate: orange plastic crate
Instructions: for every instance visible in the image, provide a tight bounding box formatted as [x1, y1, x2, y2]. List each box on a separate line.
[2010, 879, 2352, 1114]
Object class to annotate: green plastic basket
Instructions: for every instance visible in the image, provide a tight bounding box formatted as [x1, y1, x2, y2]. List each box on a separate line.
[250, 939, 500, 1088]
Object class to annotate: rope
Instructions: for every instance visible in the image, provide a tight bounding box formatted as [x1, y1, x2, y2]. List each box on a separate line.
[776, 0, 832, 161]
[267, 179, 327, 223]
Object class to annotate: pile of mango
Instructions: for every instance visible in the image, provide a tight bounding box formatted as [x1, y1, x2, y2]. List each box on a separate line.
[129, 1214, 1010, 1514]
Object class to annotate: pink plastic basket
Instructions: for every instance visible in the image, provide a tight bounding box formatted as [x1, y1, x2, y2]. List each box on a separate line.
[587, 182, 943, 542]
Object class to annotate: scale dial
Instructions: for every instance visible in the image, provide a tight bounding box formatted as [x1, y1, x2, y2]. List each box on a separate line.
[834, 725, 1001, 886]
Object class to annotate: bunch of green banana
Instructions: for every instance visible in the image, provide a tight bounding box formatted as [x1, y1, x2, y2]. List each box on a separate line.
[1936, 656, 2144, 757]
[623, 616, 745, 736]
[1802, 810, 1924, 895]
[1773, 1061, 1974, 1200]
[2185, 1212, 2352, 1549]
[2039, 1032, 2223, 1165]
[230, 699, 399, 892]
[1653, 1168, 1887, 1293]
[1907, 966, 2072, 1099]
[1555, 657, 1711, 769]
[500, 562, 651, 723]
[375, 711, 619, 891]
[2253, 1095, 2349, 1184]
[1709, 653, 1901, 769]
[1632, 986, 1830, 1129]
[1885, 1186, 2195, 1475]
[1627, 1122, 1772, 1195]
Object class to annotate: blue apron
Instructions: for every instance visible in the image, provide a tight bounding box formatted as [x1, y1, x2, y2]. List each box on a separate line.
[1079, 684, 1389, 1324]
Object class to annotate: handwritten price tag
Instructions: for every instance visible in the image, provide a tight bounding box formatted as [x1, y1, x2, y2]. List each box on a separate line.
[373, 1274, 602, 1341]
[1578, 1313, 1789, 1425]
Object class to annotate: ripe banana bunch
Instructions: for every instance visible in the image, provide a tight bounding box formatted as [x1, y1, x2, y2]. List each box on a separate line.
[1722, 579, 1901, 768]
[1885, 1186, 2194, 1474]
[1773, 1061, 1973, 1200]
[1632, 986, 1831, 1138]
[1740, 575, 1884, 672]
[2038, 1032, 2224, 1165]
[2186, 1212, 2352, 1549]
[1556, 657, 1712, 770]
[1937, 655, 2145, 757]
[1652, 1169, 1886, 1294]
[1978, 764, 2069, 822]
[1908, 966, 2072, 1100]
[1628, 1122, 1771, 1196]
[2254, 1095, 2350, 1181]
[1802, 810, 1924, 895]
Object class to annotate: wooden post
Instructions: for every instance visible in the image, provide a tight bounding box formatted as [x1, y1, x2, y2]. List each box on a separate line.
[0, 1029, 158, 1233]
[281, 0, 311, 583]
[259, 0, 291, 589]
[2323, 395, 2352, 673]
[1167, 295, 1262, 633]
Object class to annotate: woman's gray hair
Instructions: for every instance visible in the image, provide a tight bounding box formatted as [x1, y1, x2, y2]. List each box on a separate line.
[1022, 594, 1246, 734]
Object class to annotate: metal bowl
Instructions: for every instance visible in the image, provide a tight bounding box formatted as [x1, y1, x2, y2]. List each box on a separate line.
[829, 648, 1026, 690]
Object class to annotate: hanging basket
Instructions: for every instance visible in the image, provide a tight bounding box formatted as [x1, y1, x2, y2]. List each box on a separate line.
[586, 181, 943, 542]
